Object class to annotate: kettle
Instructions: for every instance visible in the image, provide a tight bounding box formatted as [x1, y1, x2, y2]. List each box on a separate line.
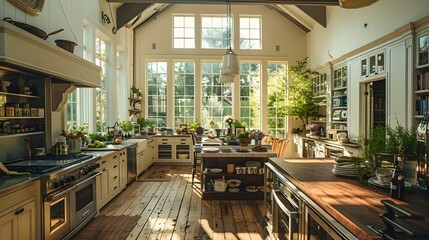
[211, 177, 227, 192]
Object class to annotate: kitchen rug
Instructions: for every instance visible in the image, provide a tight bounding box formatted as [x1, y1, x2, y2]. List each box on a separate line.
[72, 215, 139, 240]
[138, 169, 171, 182]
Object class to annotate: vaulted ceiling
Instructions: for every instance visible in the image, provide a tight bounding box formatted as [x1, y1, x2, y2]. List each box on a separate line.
[106, 0, 378, 32]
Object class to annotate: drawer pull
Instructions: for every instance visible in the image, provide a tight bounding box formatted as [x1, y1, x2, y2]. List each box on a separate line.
[114, 176, 118, 179]
[114, 165, 118, 168]
[15, 208, 24, 215]
[102, 160, 106, 164]
[113, 156, 117, 159]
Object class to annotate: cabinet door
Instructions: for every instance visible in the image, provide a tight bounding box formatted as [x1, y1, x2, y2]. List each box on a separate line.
[348, 60, 361, 139]
[119, 150, 127, 189]
[360, 57, 368, 78]
[0, 200, 36, 240]
[388, 42, 408, 127]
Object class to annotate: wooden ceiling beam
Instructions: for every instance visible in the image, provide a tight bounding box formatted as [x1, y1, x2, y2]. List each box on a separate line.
[117, 3, 152, 29]
[107, 0, 338, 5]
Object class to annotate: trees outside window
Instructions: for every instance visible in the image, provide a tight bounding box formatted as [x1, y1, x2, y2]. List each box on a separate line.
[239, 62, 261, 129]
[174, 61, 195, 126]
[147, 61, 168, 127]
[267, 63, 287, 137]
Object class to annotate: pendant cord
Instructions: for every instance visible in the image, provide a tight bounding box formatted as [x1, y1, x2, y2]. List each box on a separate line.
[226, 0, 232, 51]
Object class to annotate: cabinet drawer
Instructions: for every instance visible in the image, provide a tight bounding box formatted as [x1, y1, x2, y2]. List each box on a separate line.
[0, 181, 37, 213]
[109, 164, 119, 183]
[175, 137, 191, 143]
[158, 137, 173, 143]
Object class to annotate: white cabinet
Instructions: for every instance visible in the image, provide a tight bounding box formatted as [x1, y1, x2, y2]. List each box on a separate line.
[118, 149, 127, 190]
[155, 136, 193, 164]
[147, 138, 156, 166]
[360, 50, 385, 78]
[96, 152, 120, 210]
[157, 137, 174, 161]
[348, 59, 361, 140]
[0, 180, 40, 240]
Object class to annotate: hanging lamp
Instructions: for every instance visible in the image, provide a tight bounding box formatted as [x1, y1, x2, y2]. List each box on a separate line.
[220, 0, 238, 83]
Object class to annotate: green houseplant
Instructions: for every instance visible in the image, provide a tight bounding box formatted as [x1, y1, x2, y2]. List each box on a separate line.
[238, 131, 251, 146]
[277, 57, 320, 128]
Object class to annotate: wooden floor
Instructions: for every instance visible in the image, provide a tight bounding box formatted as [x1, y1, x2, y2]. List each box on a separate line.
[98, 165, 269, 240]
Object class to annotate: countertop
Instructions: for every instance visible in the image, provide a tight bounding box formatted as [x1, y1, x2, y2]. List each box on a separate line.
[268, 158, 429, 239]
[0, 151, 112, 194]
[201, 146, 277, 157]
[294, 134, 359, 148]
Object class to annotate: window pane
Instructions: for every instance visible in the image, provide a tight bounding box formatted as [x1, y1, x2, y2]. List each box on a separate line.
[174, 61, 195, 126]
[201, 16, 230, 49]
[239, 16, 261, 50]
[173, 16, 195, 49]
[267, 62, 288, 138]
[147, 61, 168, 127]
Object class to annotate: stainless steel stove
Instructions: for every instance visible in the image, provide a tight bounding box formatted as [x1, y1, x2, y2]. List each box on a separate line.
[6, 153, 101, 240]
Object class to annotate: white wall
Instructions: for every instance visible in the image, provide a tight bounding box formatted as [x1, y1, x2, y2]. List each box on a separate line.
[307, 0, 429, 68]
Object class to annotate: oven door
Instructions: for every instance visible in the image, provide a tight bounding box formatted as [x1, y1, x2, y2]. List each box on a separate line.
[272, 189, 300, 240]
[304, 205, 357, 240]
[70, 172, 100, 230]
[44, 189, 70, 240]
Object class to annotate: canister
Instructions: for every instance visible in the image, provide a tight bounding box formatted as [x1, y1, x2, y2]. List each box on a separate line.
[15, 107, 22, 117]
[5, 107, 14, 117]
[31, 108, 38, 117]
[22, 108, 30, 117]
[0, 106, 4, 117]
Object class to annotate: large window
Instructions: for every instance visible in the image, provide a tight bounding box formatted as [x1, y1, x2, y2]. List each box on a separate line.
[95, 36, 108, 132]
[267, 63, 287, 138]
[174, 62, 195, 126]
[239, 16, 261, 49]
[201, 16, 229, 49]
[147, 61, 168, 127]
[117, 50, 127, 121]
[240, 62, 261, 129]
[173, 15, 195, 48]
[67, 91, 79, 128]
[201, 62, 232, 128]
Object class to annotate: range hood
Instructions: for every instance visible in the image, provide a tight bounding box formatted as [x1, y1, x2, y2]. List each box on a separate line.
[0, 21, 100, 88]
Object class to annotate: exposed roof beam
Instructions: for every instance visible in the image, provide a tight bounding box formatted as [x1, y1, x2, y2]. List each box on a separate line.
[117, 3, 152, 29]
[296, 5, 326, 27]
[108, 0, 338, 5]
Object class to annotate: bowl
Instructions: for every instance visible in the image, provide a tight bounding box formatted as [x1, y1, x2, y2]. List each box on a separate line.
[207, 135, 216, 139]
[210, 168, 223, 173]
[177, 153, 188, 159]
[227, 179, 241, 188]
[375, 168, 394, 184]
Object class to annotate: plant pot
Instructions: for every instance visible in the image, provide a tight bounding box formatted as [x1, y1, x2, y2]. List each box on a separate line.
[402, 160, 418, 185]
[66, 139, 82, 153]
[239, 137, 251, 146]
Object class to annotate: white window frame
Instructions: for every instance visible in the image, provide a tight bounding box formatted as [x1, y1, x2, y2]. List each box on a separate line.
[201, 15, 232, 49]
[173, 15, 195, 49]
[239, 16, 262, 50]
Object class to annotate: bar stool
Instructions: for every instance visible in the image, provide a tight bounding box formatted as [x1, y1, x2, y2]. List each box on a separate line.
[191, 133, 202, 187]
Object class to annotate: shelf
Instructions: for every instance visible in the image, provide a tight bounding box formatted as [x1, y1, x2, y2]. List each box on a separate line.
[332, 107, 347, 110]
[0, 91, 42, 99]
[0, 116, 44, 120]
[128, 98, 142, 102]
[203, 172, 264, 177]
[128, 109, 142, 113]
[333, 87, 347, 91]
[311, 120, 327, 123]
[0, 131, 44, 139]
[332, 121, 347, 124]
[416, 64, 429, 70]
[415, 89, 429, 95]
[202, 190, 264, 200]
[314, 95, 327, 99]
[414, 115, 424, 119]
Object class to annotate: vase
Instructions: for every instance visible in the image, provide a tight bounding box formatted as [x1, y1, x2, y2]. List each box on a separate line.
[239, 138, 251, 146]
[66, 139, 82, 154]
[227, 128, 233, 136]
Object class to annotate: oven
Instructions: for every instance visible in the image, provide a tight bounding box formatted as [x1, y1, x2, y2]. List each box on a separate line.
[43, 168, 100, 240]
[6, 153, 100, 240]
[264, 163, 302, 240]
[302, 197, 357, 240]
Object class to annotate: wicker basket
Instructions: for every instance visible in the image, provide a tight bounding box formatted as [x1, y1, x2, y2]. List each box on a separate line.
[55, 40, 77, 53]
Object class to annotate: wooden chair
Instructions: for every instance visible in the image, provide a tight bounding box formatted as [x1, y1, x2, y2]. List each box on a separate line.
[272, 138, 280, 152]
[191, 133, 202, 187]
[277, 140, 289, 157]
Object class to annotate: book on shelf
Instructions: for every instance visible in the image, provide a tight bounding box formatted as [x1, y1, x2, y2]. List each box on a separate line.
[416, 96, 429, 115]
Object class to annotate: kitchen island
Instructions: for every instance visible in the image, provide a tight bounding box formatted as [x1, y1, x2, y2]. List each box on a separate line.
[200, 146, 276, 200]
[268, 158, 429, 239]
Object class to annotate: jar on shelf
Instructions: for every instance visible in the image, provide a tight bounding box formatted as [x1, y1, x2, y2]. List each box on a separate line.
[5, 107, 14, 117]
[15, 107, 22, 117]
[0, 106, 4, 117]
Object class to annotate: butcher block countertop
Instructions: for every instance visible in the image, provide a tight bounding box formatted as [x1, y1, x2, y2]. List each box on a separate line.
[268, 158, 429, 240]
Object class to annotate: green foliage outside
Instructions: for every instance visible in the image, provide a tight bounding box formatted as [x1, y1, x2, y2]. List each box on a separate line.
[277, 57, 319, 128]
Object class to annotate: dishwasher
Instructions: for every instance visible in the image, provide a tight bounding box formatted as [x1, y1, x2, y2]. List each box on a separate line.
[127, 145, 137, 184]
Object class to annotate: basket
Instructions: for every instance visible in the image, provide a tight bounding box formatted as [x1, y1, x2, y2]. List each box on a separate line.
[55, 40, 77, 53]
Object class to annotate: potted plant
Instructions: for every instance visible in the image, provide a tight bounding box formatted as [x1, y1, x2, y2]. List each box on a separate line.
[137, 117, 150, 134]
[209, 119, 218, 128]
[276, 57, 320, 129]
[61, 123, 89, 153]
[119, 120, 134, 138]
[150, 123, 157, 134]
[238, 131, 251, 146]
[130, 86, 142, 98]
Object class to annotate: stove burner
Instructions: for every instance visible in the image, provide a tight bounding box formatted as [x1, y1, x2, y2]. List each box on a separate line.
[5, 153, 94, 174]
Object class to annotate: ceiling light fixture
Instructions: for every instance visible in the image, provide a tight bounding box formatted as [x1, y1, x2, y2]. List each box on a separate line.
[339, 0, 379, 9]
[220, 0, 238, 84]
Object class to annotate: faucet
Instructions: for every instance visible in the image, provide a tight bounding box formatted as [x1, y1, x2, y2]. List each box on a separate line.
[107, 122, 120, 140]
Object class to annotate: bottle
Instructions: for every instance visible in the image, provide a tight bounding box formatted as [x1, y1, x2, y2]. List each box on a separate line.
[397, 174, 405, 200]
[390, 167, 399, 198]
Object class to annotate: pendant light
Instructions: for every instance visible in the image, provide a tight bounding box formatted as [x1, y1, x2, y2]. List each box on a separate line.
[220, 0, 238, 84]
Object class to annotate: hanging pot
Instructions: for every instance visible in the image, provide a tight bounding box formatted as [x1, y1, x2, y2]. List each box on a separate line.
[3, 17, 63, 40]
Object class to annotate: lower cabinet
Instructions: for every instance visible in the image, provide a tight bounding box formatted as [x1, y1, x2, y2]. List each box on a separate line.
[0, 180, 40, 240]
[96, 152, 121, 210]
[119, 149, 127, 190]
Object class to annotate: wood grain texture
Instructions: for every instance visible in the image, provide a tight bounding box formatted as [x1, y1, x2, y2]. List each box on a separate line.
[269, 158, 429, 239]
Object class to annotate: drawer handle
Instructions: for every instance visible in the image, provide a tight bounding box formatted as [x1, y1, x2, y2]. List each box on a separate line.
[113, 156, 117, 159]
[102, 160, 106, 164]
[114, 176, 118, 179]
[114, 165, 118, 168]
[114, 186, 118, 190]
[15, 208, 24, 215]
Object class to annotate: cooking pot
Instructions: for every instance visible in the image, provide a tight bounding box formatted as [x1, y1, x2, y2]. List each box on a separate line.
[211, 177, 227, 192]
[3, 17, 63, 40]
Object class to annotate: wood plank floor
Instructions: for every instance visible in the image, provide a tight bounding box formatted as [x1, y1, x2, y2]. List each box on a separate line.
[98, 165, 269, 240]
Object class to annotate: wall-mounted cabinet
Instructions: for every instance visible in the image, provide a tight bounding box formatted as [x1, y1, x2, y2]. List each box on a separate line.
[360, 50, 385, 78]
[415, 31, 429, 119]
[331, 64, 348, 131]
[311, 72, 329, 135]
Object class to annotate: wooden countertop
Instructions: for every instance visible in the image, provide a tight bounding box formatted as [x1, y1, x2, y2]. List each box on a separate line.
[201, 147, 277, 157]
[268, 158, 429, 239]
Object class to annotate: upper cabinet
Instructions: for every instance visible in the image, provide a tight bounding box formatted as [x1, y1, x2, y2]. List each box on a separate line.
[417, 33, 429, 67]
[331, 64, 348, 131]
[415, 28, 429, 118]
[361, 50, 385, 78]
